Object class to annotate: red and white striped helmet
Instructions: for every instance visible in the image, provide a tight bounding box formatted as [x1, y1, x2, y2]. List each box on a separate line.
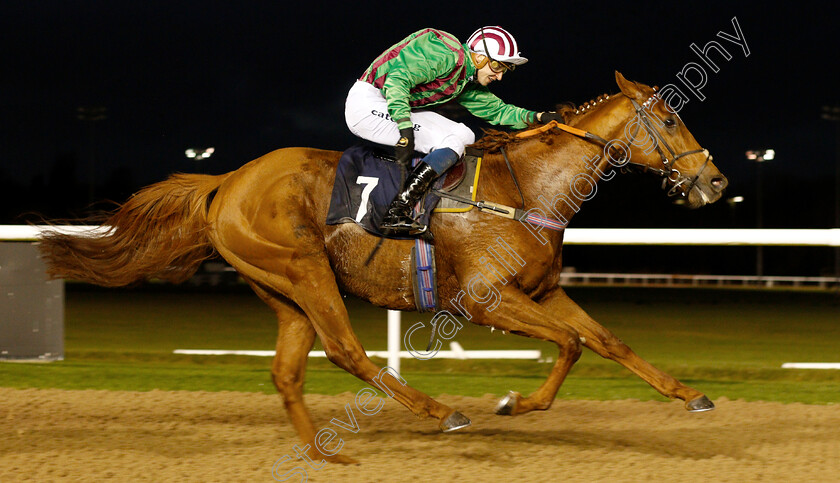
[466, 26, 528, 65]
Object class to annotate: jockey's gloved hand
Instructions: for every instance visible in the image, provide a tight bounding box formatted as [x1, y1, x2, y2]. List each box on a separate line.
[394, 127, 415, 166]
[537, 112, 565, 124]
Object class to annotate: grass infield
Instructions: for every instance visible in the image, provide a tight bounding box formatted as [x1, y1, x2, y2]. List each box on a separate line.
[1, 284, 838, 404]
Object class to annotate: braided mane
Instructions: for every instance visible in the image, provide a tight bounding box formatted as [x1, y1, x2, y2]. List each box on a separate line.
[471, 95, 611, 153]
[574, 93, 611, 114]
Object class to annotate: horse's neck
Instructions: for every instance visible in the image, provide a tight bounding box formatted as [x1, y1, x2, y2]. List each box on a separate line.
[508, 96, 633, 222]
[571, 95, 633, 141]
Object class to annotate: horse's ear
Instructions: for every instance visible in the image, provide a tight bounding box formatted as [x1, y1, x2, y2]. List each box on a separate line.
[615, 71, 644, 101]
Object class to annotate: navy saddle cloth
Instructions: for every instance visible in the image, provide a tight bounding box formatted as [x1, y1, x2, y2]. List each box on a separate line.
[326, 145, 443, 239]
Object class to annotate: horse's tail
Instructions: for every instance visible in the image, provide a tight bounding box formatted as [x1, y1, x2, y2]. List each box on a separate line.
[38, 173, 229, 287]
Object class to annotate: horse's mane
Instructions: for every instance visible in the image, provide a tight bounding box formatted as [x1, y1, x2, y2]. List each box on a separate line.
[471, 94, 612, 153]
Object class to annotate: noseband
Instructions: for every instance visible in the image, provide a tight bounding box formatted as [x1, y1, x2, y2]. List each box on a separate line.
[520, 93, 714, 198]
[622, 96, 713, 198]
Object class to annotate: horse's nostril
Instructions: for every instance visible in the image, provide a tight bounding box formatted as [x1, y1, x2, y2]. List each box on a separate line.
[711, 176, 728, 192]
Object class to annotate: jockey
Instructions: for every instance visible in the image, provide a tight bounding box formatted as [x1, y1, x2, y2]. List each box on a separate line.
[345, 26, 563, 236]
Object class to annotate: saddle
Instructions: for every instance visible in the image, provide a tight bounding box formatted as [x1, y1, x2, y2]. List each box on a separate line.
[326, 144, 482, 313]
[325, 145, 481, 239]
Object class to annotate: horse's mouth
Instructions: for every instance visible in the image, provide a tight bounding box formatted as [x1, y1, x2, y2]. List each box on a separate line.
[683, 183, 724, 209]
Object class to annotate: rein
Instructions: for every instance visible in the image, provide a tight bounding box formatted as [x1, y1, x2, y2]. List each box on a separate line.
[432, 92, 714, 235]
[516, 94, 713, 198]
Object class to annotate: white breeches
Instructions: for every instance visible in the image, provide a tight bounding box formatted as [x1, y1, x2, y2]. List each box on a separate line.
[344, 80, 475, 156]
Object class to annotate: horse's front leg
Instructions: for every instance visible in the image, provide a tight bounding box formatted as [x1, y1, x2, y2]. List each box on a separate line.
[454, 282, 583, 415]
[538, 287, 714, 412]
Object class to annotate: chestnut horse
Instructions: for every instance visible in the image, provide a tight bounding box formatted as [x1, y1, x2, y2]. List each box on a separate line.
[39, 72, 727, 463]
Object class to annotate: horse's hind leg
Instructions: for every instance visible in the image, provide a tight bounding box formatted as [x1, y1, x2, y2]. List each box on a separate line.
[540, 287, 714, 412]
[246, 281, 358, 464]
[283, 258, 468, 429]
[216, 236, 466, 431]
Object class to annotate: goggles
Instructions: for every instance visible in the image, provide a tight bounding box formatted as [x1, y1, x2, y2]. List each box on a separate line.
[487, 58, 515, 73]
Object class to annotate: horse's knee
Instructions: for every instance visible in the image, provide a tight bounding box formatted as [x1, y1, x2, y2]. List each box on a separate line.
[272, 366, 302, 387]
[324, 346, 351, 369]
[323, 341, 367, 373]
[558, 333, 583, 361]
[271, 369, 304, 402]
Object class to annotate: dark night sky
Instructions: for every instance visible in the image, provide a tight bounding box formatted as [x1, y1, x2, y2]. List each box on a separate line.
[2, 1, 838, 239]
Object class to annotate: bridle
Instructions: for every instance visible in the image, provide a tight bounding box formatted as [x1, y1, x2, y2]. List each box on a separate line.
[622, 95, 713, 198]
[432, 90, 718, 238]
[521, 92, 714, 198]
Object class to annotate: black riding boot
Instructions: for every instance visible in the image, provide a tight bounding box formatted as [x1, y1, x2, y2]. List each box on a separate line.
[380, 162, 439, 236]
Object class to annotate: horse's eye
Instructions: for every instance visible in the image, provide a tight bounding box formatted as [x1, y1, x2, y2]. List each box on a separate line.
[664, 118, 677, 128]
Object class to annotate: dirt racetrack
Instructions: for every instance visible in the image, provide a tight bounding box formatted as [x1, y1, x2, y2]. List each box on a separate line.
[1, 387, 838, 482]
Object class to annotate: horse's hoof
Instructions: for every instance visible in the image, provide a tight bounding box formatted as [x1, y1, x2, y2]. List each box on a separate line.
[440, 411, 471, 432]
[686, 395, 715, 412]
[495, 391, 520, 416]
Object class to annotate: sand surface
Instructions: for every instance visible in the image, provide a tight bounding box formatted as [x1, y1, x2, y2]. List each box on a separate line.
[1, 387, 838, 482]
